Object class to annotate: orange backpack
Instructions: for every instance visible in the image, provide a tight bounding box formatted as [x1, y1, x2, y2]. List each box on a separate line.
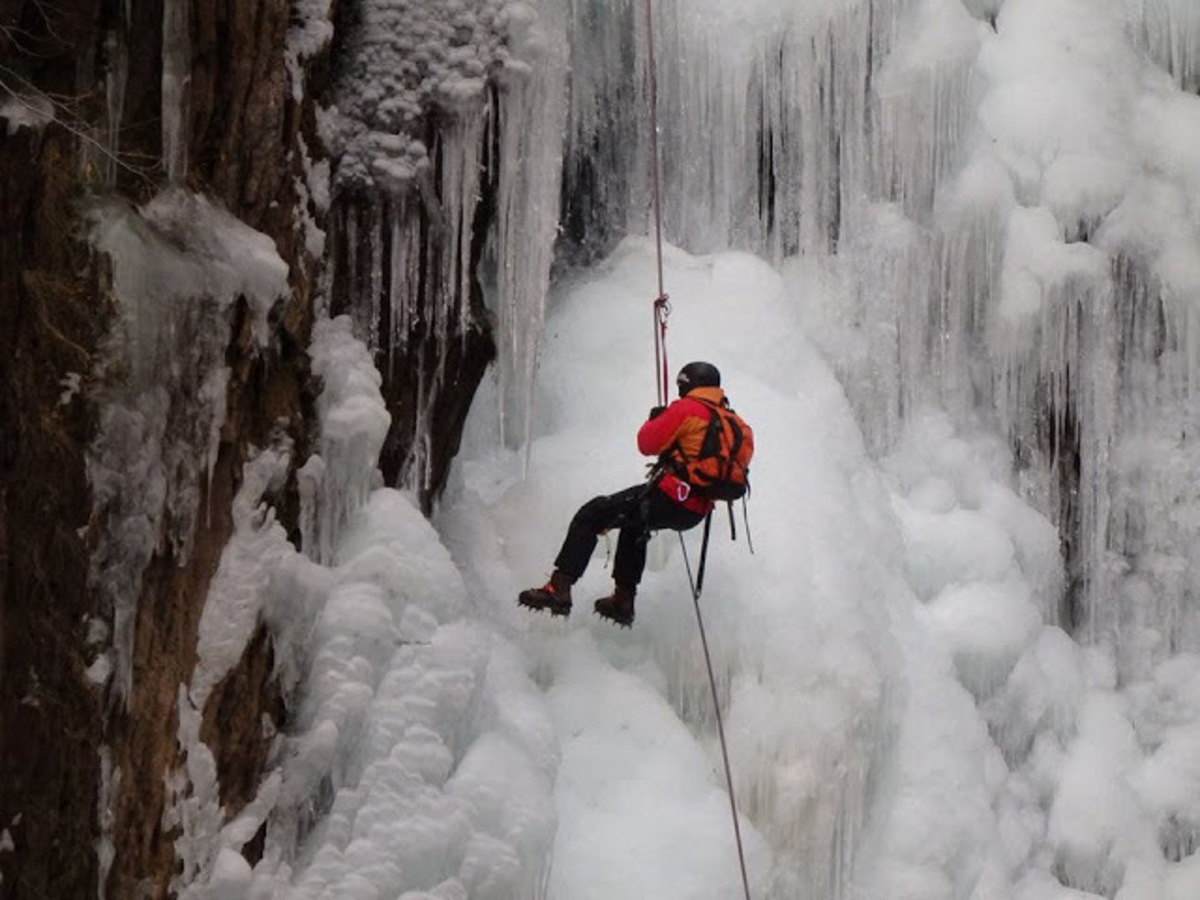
[682, 398, 754, 501]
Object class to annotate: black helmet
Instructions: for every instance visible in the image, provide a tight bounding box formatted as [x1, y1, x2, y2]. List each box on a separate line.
[676, 361, 720, 397]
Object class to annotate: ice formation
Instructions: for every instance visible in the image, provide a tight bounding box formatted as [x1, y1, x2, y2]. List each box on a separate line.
[321, 0, 567, 479]
[935, 0, 1200, 658]
[161, 0, 191, 183]
[167, 316, 556, 899]
[286, 0, 335, 102]
[80, 0, 1200, 898]
[88, 189, 290, 704]
[300, 316, 393, 565]
[461, 0, 1200, 894]
[562, 0, 1200, 666]
[0, 87, 55, 137]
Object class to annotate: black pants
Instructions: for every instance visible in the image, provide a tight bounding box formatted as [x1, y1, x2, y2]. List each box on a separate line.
[554, 483, 707, 588]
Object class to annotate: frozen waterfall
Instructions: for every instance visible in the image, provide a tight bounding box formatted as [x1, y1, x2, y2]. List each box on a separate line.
[561, 0, 1200, 664]
[82, 0, 1200, 898]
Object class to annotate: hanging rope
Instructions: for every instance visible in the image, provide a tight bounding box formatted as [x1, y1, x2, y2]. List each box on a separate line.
[643, 0, 671, 405]
[678, 521, 754, 900]
[643, 6, 750, 892]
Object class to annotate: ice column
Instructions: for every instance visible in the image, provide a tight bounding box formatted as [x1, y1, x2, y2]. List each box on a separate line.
[565, 0, 928, 260]
[300, 316, 392, 564]
[323, 0, 568, 479]
[103, 2, 130, 186]
[493, 0, 568, 452]
[162, 0, 191, 182]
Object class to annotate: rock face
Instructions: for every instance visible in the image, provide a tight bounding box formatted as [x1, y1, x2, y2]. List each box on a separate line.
[0, 104, 106, 899]
[0, 1, 499, 896]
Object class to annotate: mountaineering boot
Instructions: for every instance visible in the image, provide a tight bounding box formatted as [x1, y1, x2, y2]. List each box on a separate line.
[593, 583, 636, 628]
[518, 569, 574, 617]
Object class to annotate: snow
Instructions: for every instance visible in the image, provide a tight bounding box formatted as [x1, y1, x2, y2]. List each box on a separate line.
[58, 372, 82, 407]
[0, 89, 54, 136]
[286, 0, 335, 101]
[294, 137, 328, 261]
[324, 0, 529, 193]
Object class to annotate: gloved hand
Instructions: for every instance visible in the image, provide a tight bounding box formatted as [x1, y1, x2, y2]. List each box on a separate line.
[648, 405, 666, 420]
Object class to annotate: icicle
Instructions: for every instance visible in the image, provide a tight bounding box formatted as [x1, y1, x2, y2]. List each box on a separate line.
[1125, 0, 1200, 93]
[296, 454, 325, 562]
[345, 208, 359, 314]
[835, 203, 938, 453]
[369, 200, 384, 349]
[918, 0, 1200, 672]
[103, 23, 128, 187]
[493, 0, 568, 456]
[564, 0, 941, 261]
[162, 0, 191, 183]
[165, 688, 223, 894]
[95, 747, 119, 900]
[384, 195, 420, 381]
[305, 316, 390, 565]
[435, 115, 485, 392]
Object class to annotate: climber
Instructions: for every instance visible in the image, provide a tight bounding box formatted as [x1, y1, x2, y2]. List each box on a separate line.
[518, 360, 741, 627]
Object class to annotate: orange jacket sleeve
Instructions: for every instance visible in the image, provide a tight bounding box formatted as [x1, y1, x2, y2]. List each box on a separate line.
[636, 398, 706, 456]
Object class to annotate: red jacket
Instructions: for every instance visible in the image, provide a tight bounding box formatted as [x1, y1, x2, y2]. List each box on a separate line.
[636, 386, 726, 514]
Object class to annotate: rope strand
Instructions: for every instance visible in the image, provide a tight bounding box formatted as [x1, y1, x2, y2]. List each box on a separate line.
[643, 0, 670, 405]
[644, 7, 750, 888]
[677, 529, 754, 900]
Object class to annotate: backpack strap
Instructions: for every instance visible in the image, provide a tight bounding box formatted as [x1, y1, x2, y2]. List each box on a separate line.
[659, 395, 720, 474]
[693, 397, 744, 482]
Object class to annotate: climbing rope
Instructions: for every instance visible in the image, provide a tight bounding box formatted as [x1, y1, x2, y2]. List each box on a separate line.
[644, 0, 671, 406]
[678, 519, 754, 900]
[643, 3, 751, 892]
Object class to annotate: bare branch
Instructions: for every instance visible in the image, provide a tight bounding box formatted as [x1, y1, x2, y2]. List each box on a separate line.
[0, 65, 155, 185]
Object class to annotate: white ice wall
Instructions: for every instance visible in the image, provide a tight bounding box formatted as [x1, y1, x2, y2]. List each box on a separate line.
[562, 0, 1200, 673]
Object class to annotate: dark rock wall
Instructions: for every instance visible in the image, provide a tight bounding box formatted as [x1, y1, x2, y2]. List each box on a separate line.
[1, 4, 115, 895]
[329, 191, 497, 514]
[0, 1, 497, 897]
[0, 113, 107, 900]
